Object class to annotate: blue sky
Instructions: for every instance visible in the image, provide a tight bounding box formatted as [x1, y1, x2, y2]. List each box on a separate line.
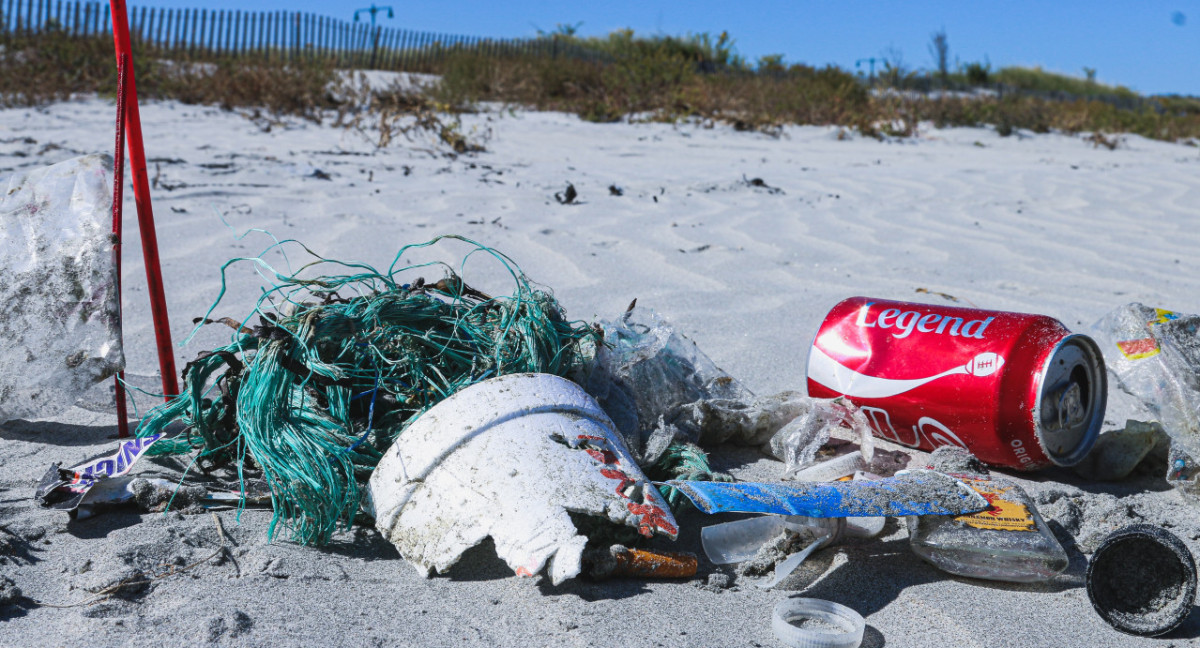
[127, 1, 1200, 95]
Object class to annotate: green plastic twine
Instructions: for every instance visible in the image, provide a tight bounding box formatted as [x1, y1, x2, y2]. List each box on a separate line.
[135, 235, 598, 545]
[650, 440, 733, 511]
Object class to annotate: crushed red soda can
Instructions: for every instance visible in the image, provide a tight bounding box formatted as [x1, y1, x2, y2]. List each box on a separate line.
[807, 297, 1106, 470]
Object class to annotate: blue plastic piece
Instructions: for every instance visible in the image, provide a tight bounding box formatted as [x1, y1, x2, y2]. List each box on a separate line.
[662, 470, 988, 518]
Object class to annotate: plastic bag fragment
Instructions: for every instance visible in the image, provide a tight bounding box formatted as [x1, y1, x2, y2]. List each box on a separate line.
[1073, 421, 1170, 481]
[1091, 305, 1200, 489]
[575, 307, 873, 468]
[366, 373, 677, 585]
[0, 155, 123, 422]
[766, 399, 877, 478]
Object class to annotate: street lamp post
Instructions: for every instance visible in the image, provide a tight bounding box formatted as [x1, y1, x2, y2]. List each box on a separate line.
[855, 57, 877, 84]
[354, 4, 395, 69]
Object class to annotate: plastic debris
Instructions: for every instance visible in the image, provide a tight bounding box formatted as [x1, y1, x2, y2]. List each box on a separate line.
[907, 449, 1067, 583]
[1073, 420, 1170, 481]
[35, 434, 163, 512]
[366, 373, 677, 585]
[772, 597, 865, 648]
[706, 516, 834, 566]
[1092, 304, 1200, 490]
[788, 451, 867, 483]
[1087, 524, 1197, 637]
[0, 154, 124, 422]
[576, 307, 835, 458]
[134, 236, 598, 545]
[585, 545, 698, 580]
[664, 470, 988, 518]
[704, 514, 883, 589]
[765, 400, 876, 479]
[573, 307, 885, 496]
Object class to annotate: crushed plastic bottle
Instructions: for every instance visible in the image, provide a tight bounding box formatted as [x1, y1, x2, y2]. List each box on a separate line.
[905, 473, 1068, 582]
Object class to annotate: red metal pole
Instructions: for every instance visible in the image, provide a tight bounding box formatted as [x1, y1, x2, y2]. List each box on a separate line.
[108, 0, 180, 401]
[112, 52, 130, 438]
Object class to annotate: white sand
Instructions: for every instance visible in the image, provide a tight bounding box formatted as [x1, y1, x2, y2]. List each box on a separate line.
[3, 97, 1200, 647]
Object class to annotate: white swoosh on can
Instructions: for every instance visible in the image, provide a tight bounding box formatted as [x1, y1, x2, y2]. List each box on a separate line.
[808, 347, 1004, 398]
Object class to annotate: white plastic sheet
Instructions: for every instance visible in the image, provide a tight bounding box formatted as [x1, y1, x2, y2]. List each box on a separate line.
[0, 154, 123, 421]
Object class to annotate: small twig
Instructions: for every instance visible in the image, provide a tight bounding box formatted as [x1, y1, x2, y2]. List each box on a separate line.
[212, 512, 230, 545]
[32, 515, 233, 609]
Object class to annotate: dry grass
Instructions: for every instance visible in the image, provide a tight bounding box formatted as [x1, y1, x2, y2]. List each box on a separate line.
[3, 30, 1200, 144]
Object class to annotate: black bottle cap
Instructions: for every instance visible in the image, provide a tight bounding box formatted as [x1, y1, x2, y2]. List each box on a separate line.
[1087, 523, 1197, 637]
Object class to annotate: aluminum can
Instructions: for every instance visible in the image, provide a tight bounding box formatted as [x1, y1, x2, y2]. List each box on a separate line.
[807, 297, 1106, 470]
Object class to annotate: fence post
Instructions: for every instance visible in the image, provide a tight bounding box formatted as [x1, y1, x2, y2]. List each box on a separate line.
[159, 8, 170, 52]
[228, 9, 237, 56]
[385, 27, 399, 69]
[189, 7, 198, 55]
[315, 14, 323, 60]
[175, 8, 184, 51]
[209, 9, 218, 54]
[397, 28, 409, 69]
[352, 22, 362, 67]
[370, 24, 379, 69]
[199, 8, 208, 56]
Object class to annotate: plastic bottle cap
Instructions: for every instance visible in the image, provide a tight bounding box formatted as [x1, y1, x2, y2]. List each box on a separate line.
[772, 597, 865, 648]
[1086, 524, 1197, 637]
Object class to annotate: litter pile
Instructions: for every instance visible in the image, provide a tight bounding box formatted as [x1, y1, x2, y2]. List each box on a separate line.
[16, 190, 1200, 644]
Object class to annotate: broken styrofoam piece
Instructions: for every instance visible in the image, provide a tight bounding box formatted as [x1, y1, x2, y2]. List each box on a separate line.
[0, 154, 123, 422]
[366, 372, 678, 585]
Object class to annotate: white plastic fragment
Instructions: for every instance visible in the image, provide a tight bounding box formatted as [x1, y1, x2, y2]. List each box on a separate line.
[0, 154, 123, 422]
[365, 373, 678, 585]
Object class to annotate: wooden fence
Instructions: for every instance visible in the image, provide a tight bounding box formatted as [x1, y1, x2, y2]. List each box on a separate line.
[0, 0, 590, 71]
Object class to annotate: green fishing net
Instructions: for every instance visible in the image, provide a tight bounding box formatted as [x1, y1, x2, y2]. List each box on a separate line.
[136, 236, 600, 544]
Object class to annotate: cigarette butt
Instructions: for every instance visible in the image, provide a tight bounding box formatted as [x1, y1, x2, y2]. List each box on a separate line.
[610, 547, 698, 579]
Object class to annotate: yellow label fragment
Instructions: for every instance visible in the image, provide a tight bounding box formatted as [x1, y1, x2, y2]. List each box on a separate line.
[954, 476, 1036, 532]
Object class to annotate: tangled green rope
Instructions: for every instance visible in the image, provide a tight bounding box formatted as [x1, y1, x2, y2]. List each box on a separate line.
[136, 236, 598, 545]
[650, 440, 733, 511]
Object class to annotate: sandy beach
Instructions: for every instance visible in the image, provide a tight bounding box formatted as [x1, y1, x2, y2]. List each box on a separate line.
[3, 94, 1200, 647]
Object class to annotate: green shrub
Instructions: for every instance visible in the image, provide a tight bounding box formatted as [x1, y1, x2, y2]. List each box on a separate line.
[993, 66, 1136, 98]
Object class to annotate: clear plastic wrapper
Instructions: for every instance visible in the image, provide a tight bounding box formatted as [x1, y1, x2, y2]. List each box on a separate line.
[1091, 304, 1200, 490]
[574, 307, 871, 466]
[0, 155, 123, 422]
[766, 402, 876, 478]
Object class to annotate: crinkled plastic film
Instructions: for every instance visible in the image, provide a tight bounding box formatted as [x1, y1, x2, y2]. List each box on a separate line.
[0, 155, 123, 422]
[1092, 304, 1200, 489]
[574, 307, 874, 475]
